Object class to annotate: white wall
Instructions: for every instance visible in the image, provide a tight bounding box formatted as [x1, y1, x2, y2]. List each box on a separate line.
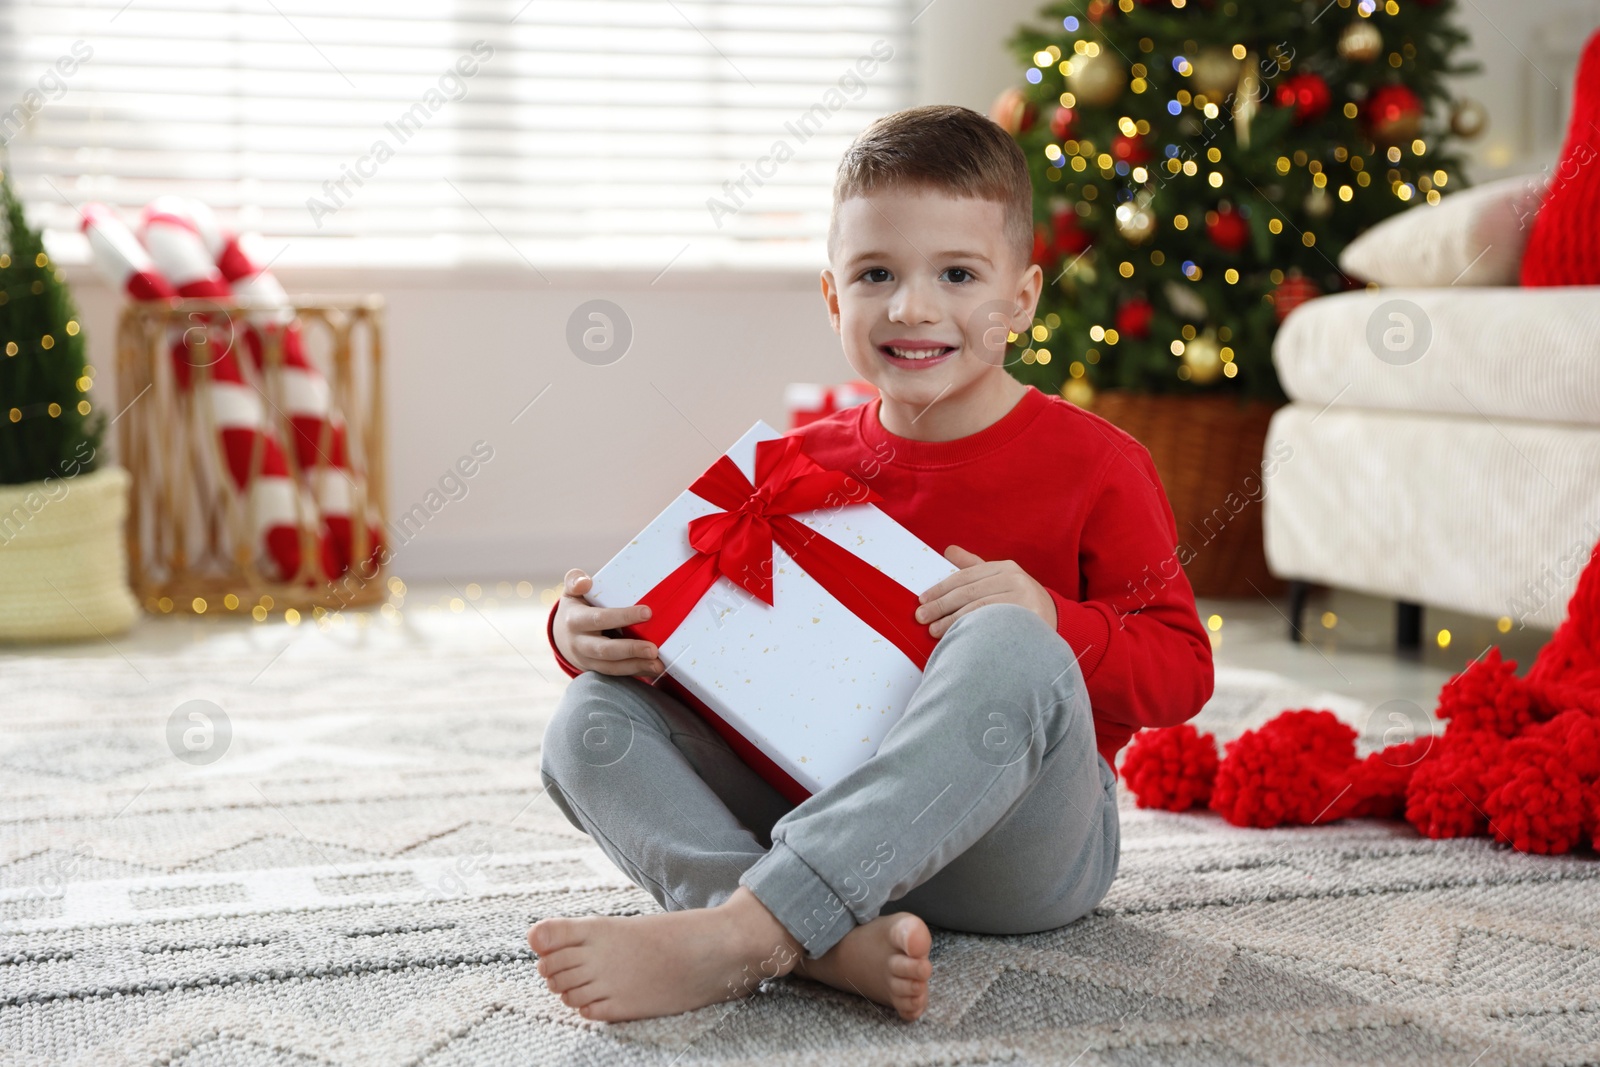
[63, 0, 1596, 583]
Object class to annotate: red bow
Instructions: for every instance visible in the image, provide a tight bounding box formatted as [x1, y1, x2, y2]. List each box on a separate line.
[629, 435, 937, 670]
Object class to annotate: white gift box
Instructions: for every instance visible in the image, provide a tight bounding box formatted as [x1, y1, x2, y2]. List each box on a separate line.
[587, 420, 959, 802]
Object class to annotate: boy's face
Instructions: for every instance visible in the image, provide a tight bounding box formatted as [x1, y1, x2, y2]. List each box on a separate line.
[821, 189, 1042, 417]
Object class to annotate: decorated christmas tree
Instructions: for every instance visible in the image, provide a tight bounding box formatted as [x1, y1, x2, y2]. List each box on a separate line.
[996, 0, 1480, 402]
[0, 166, 102, 484]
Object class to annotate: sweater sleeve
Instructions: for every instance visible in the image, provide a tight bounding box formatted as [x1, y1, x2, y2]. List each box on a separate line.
[1046, 442, 1214, 732]
[546, 601, 585, 679]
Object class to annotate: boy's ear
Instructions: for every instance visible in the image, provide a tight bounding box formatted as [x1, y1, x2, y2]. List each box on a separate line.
[1014, 262, 1044, 328]
[820, 269, 842, 333]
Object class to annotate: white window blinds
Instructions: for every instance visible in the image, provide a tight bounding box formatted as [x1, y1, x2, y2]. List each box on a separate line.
[1, 0, 913, 270]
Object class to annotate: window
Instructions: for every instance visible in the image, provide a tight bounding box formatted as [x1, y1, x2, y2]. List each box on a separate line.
[2, 0, 913, 270]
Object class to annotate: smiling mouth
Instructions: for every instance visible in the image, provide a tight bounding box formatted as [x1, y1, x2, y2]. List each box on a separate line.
[879, 345, 956, 361]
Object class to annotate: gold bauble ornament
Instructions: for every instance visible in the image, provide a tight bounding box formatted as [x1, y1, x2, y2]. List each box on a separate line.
[1067, 52, 1127, 107]
[1115, 198, 1158, 245]
[1182, 332, 1224, 385]
[1305, 186, 1332, 219]
[1061, 377, 1095, 407]
[1338, 20, 1382, 63]
[1451, 98, 1488, 139]
[1191, 48, 1242, 98]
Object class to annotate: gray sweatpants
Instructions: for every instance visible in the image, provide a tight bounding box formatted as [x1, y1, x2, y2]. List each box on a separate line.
[538, 602, 1120, 958]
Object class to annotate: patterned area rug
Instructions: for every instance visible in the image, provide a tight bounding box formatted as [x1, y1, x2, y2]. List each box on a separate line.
[3, 607, 1598, 1066]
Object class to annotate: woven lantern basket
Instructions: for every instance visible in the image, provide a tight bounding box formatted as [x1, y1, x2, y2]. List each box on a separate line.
[1087, 390, 1286, 600]
[116, 296, 387, 616]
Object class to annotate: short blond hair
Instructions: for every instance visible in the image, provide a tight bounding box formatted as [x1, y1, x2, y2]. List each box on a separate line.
[827, 104, 1034, 273]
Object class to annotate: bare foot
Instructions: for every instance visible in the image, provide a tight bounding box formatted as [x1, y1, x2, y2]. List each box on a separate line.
[527, 887, 802, 1022]
[798, 912, 932, 1021]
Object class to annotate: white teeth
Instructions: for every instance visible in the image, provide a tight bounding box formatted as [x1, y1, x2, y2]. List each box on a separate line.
[885, 346, 951, 360]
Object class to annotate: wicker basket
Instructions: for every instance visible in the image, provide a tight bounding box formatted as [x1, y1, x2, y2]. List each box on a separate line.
[116, 296, 387, 615]
[0, 465, 139, 642]
[1087, 390, 1286, 600]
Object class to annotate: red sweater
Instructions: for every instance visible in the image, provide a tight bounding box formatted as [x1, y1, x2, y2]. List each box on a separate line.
[546, 385, 1215, 774]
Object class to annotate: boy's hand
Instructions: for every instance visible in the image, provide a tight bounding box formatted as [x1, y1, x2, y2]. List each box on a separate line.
[914, 545, 1056, 639]
[552, 569, 666, 678]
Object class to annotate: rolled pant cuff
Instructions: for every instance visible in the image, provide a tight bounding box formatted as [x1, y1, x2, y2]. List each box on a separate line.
[739, 839, 855, 958]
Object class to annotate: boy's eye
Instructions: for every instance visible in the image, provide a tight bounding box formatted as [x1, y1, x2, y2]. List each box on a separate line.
[860, 266, 975, 284]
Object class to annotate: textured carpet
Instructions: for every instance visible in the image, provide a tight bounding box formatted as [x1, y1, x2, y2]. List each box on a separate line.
[3, 609, 1599, 1067]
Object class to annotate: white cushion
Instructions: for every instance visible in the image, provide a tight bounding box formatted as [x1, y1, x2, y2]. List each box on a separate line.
[1338, 173, 1547, 287]
[1273, 286, 1600, 426]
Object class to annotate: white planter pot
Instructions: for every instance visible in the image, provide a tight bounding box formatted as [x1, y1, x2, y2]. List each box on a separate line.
[0, 465, 138, 642]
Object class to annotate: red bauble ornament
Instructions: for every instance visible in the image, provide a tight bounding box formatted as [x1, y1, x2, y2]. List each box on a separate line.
[1031, 223, 1048, 267]
[1121, 724, 1219, 811]
[1275, 72, 1332, 124]
[1115, 296, 1155, 339]
[1111, 131, 1150, 165]
[1365, 83, 1424, 144]
[1051, 206, 1092, 256]
[1206, 206, 1249, 254]
[1050, 105, 1077, 141]
[990, 87, 1038, 136]
[1272, 273, 1320, 322]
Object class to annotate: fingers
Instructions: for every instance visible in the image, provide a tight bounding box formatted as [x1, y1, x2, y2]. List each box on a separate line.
[571, 632, 658, 665]
[943, 544, 986, 566]
[583, 656, 662, 677]
[563, 568, 591, 595]
[568, 601, 653, 635]
[916, 573, 1010, 627]
[916, 566, 992, 612]
[932, 594, 1008, 636]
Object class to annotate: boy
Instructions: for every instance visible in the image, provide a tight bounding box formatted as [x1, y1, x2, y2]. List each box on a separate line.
[530, 104, 1214, 1024]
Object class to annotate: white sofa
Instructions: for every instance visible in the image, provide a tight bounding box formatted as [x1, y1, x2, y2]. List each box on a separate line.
[1262, 174, 1600, 641]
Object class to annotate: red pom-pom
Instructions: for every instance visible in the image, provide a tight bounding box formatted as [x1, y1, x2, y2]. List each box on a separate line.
[1121, 724, 1219, 811]
[1347, 737, 1435, 819]
[1210, 710, 1357, 828]
[1482, 738, 1586, 854]
[1530, 708, 1600, 781]
[1435, 648, 1536, 737]
[1404, 730, 1507, 838]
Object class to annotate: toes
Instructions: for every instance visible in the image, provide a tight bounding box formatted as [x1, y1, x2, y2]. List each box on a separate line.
[547, 966, 592, 995]
[528, 918, 583, 955]
[889, 975, 926, 999]
[561, 980, 606, 1009]
[536, 947, 585, 979]
[894, 995, 927, 1022]
[888, 914, 932, 960]
[578, 999, 621, 1022]
[888, 953, 932, 981]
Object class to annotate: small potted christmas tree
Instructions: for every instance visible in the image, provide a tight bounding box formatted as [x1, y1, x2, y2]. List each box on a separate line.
[0, 166, 137, 640]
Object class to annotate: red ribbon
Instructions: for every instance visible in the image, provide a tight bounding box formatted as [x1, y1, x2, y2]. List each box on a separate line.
[629, 435, 937, 671]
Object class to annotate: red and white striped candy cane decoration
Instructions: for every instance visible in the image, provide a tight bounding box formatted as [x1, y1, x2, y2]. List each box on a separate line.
[163, 197, 379, 579]
[129, 203, 325, 583]
[81, 203, 177, 302]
